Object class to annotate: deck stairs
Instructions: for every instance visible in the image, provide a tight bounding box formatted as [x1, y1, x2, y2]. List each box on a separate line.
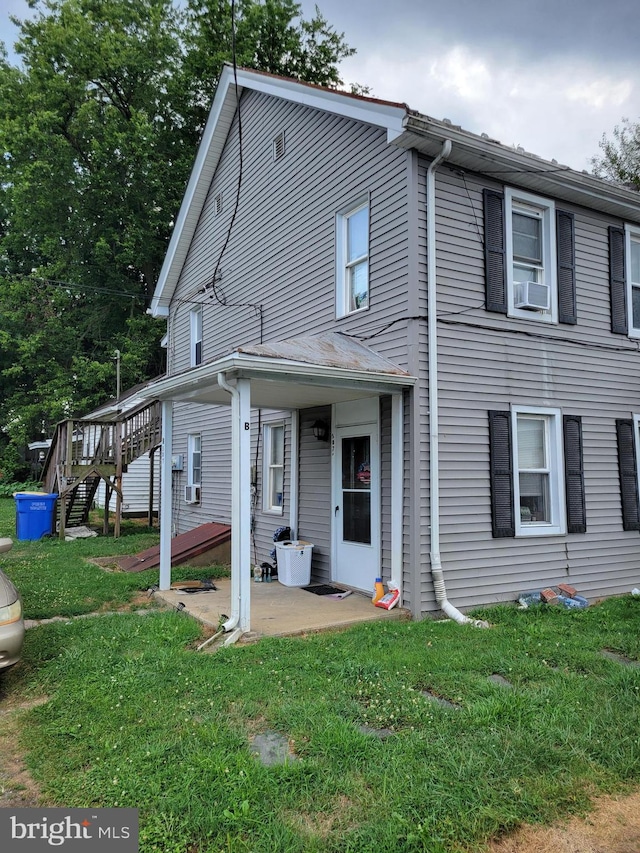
[41, 400, 161, 537]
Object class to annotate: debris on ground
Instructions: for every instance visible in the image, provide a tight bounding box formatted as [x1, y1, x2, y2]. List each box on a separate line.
[169, 579, 218, 594]
[518, 585, 589, 610]
[64, 526, 98, 541]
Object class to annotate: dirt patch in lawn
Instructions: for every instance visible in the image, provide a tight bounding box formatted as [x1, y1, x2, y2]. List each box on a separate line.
[487, 791, 640, 853]
[0, 693, 49, 807]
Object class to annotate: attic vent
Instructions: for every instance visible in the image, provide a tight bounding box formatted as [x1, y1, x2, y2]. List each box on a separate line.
[214, 193, 223, 216]
[272, 130, 285, 162]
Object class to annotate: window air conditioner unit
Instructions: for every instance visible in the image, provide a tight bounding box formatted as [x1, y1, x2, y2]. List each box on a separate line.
[184, 485, 201, 504]
[514, 280, 550, 311]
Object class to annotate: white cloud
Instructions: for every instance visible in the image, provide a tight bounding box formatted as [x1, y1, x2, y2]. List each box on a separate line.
[340, 44, 637, 171]
[565, 78, 632, 110]
[429, 46, 492, 102]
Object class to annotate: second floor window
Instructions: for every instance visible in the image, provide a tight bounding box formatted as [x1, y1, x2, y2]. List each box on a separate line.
[626, 227, 640, 335]
[484, 187, 577, 326]
[336, 200, 369, 317]
[190, 306, 202, 366]
[506, 189, 556, 323]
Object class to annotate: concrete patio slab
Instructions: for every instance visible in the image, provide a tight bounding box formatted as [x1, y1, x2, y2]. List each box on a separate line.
[153, 577, 407, 639]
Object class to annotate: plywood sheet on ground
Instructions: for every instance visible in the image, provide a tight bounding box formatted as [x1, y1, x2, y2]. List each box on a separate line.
[117, 522, 231, 572]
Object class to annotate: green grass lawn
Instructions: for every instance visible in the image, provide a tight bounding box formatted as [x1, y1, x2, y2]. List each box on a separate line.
[0, 498, 224, 619]
[1, 498, 639, 852]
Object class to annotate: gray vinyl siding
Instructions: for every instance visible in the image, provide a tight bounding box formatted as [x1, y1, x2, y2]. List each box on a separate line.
[166, 90, 414, 586]
[413, 165, 432, 613]
[425, 159, 640, 611]
[170, 403, 231, 536]
[298, 407, 332, 583]
[251, 410, 292, 570]
[168, 89, 412, 373]
[162, 83, 640, 616]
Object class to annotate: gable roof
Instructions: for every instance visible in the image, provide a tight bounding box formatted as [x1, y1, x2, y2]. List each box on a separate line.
[150, 64, 640, 318]
[150, 65, 408, 318]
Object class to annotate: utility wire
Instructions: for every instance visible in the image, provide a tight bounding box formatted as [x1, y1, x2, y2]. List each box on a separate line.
[2, 272, 144, 302]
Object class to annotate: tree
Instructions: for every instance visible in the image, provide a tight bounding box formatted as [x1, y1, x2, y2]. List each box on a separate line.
[0, 0, 357, 473]
[592, 118, 640, 190]
[182, 1, 356, 128]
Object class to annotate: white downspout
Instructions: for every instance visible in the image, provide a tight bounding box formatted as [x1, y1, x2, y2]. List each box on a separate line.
[217, 371, 240, 636]
[427, 140, 487, 628]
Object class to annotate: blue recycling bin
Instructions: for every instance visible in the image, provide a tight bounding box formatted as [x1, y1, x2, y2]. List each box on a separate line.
[14, 493, 58, 541]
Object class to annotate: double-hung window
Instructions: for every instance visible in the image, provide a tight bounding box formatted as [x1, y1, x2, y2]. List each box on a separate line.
[263, 423, 284, 513]
[190, 306, 202, 367]
[505, 189, 557, 323]
[336, 199, 369, 317]
[188, 434, 201, 487]
[185, 433, 201, 504]
[626, 225, 640, 336]
[513, 408, 564, 535]
[489, 406, 587, 538]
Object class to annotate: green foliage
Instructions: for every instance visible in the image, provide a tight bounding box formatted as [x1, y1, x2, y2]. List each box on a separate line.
[0, 0, 357, 456]
[0, 479, 41, 497]
[0, 444, 30, 482]
[182, 0, 356, 129]
[592, 118, 640, 189]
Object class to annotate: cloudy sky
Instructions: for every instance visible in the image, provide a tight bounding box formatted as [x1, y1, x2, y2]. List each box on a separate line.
[2, 0, 638, 171]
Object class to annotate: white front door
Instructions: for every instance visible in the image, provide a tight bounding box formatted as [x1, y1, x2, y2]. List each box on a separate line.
[332, 401, 380, 591]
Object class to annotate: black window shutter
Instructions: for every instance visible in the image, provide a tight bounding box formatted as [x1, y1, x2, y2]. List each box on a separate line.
[556, 210, 576, 325]
[563, 415, 586, 533]
[483, 189, 507, 314]
[616, 419, 640, 531]
[489, 410, 515, 537]
[609, 226, 627, 335]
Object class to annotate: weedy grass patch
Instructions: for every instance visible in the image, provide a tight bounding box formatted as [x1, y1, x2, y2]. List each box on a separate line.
[1, 575, 639, 852]
[0, 498, 226, 619]
[1, 498, 639, 851]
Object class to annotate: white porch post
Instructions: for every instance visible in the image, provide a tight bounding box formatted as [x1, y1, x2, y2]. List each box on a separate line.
[289, 410, 299, 538]
[222, 375, 252, 643]
[159, 400, 173, 590]
[237, 378, 251, 633]
[391, 393, 403, 600]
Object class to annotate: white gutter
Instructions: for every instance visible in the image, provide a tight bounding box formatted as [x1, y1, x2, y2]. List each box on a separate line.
[403, 114, 640, 222]
[427, 140, 488, 628]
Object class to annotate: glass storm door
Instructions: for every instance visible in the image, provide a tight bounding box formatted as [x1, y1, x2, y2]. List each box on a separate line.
[333, 423, 380, 591]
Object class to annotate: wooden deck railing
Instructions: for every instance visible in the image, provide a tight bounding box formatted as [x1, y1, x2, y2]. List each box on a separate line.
[41, 400, 162, 536]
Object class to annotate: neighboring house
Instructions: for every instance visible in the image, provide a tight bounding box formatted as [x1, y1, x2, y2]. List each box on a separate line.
[142, 64, 640, 637]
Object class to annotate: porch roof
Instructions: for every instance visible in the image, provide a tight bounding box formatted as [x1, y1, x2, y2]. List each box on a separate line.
[142, 332, 415, 410]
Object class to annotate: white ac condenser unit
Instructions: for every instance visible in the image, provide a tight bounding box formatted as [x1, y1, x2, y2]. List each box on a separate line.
[514, 280, 550, 311]
[184, 485, 201, 504]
